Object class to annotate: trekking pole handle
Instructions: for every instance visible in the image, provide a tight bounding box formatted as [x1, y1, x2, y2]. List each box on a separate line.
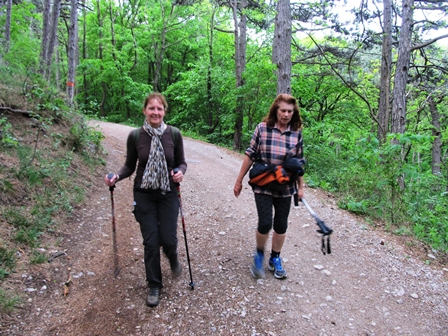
[107, 173, 116, 191]
[173, 168, 180, 185]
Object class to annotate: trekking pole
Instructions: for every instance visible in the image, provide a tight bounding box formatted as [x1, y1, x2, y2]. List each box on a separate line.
[299, 197, 333, 255]
[107, 173, 120, 277]
[173, 168, 195, 290]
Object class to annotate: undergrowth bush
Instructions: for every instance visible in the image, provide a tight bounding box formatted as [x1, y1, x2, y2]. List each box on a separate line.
[306, 132, 448, 252]
[0, 69, 107, 304]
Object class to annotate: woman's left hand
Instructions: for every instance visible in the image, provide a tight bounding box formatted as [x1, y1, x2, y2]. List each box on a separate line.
[172, 169, 183, 183]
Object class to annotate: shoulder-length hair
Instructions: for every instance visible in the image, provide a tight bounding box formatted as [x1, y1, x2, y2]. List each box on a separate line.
[262, 94, 302, 131]
[142, 92, 168, 111]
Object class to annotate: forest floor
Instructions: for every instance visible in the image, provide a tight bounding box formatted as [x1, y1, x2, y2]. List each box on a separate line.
[2, 120, 448, 335]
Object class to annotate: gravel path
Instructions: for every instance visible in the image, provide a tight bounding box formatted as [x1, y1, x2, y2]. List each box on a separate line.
[4, 120, 447, 335]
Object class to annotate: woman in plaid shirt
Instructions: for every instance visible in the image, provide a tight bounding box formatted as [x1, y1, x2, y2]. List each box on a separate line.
[234, 94, 305, 279]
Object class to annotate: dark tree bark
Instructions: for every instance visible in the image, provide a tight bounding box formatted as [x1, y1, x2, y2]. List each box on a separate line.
[4, 0, 12, 54]
[39, 0, 51, 74]
[67, 0, 78, 105]
[82, 0, 88, 106]
[152, 3, 170, 92]
[391, 0, 414, 136]
[272, 0, 292, 95]
[377, 0, 392, 143]
[207, 10, 216, 132]
[97, 0, 107, 117]
[44, 0, 62, 80]
[231, 0, 247, 151]
[109, 2, 117, 63]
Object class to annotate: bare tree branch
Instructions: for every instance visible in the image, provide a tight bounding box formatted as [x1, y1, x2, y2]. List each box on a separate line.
[0, 107, 32, 116]
[411, 34, 448, 51]
[214, 27, 234, 34]
[307, 34, 380, 127]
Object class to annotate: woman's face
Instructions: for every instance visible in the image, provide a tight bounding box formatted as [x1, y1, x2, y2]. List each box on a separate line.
[276, 101, 295, 129]
[143, 98, 165, 127]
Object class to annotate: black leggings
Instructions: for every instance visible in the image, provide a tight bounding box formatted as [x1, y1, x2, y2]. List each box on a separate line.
[254, 193, 291, 235]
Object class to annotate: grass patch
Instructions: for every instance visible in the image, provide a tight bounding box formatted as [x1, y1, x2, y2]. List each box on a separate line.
[0, 288, 20, 313]
[0, 245, 16, 280]
[30, 250, 48, 264]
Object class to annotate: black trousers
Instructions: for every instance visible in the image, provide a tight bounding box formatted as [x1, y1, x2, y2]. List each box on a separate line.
[133, 187, 179, 288]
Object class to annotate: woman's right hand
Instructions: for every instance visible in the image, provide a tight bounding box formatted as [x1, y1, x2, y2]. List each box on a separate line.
[105, 173, 119, 187]
[233, 180, 242, 197]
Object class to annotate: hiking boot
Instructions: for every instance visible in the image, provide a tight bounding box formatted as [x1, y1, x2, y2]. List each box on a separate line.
[250, 252, 265, 279]
[171, 260, 183, 278]
[268, 257, 287, 279]
[146, 287, 160, 307]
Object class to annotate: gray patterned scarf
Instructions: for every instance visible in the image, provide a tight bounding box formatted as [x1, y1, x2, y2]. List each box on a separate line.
[140, 120, 170, 192]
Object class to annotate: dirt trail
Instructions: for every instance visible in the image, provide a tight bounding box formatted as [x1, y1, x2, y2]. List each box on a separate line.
[5, 120, 448, 335]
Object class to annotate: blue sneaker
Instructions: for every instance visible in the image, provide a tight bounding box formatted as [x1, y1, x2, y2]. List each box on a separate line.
[268, 257, 287, 279]
[250, 252, 265, 279]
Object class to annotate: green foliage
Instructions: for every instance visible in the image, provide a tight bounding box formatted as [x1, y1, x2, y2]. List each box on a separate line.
[30, 250, 48, 264]
[0, 244, 16, 280]
[1, 1, 40, 73]
[306, 128, 448, 251]
[3, 207, 44, 246]
[0, 288, 20, 313]
[68, 119, 105, 156]
[32, 87, 66, 114]
[338, 196, 368, 215]
[0, 118, 19, 147]
[70, 122, 90, 152]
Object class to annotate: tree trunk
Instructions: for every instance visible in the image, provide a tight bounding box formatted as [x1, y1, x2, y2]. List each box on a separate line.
[153, 42, 162, 92]
[272, 0, 292, 95]
[4, 0, 12, 54]
[377, 0, 392, 143]
[45, 0, 62, 81]
[39, 0, 51, 74]
[82, 0, 88, 106]
[232, 0, 247, 151]
[207, 11, 215, 131]
[66, 0, 78, 105]
[55, 38, 60, 90]
[109, 2, 117, 63]
[391, 0, 414, 136]
[97, 0, 106, 117]
[153, 3, 169, 92]
[429, 96, 442, 175]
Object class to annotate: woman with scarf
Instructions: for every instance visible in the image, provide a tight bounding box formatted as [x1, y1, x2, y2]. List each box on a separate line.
[105, 92, 187, 307]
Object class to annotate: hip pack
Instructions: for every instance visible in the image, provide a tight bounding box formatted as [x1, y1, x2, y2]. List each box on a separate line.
[248, 157, 305, 191]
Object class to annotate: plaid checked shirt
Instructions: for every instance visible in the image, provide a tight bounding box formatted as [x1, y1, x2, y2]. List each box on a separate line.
[245, 122, 304, 197]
